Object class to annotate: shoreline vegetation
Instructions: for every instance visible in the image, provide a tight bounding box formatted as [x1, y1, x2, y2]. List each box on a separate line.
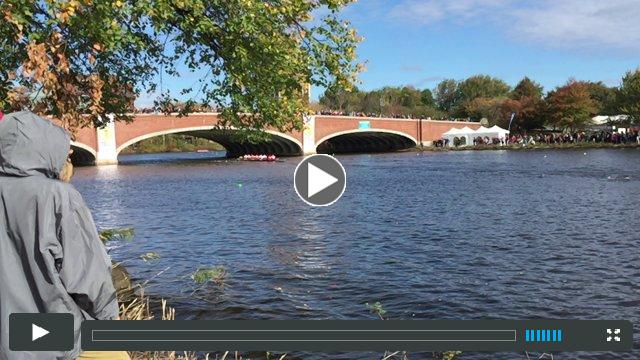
[102, 230, 462, 360]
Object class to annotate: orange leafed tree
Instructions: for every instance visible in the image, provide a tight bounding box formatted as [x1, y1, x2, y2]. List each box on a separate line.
[545, 80, 598, 131]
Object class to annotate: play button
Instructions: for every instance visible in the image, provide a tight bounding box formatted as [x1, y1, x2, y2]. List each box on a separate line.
[32, 324, 50, 341]
[294, 154, 346, 206]
[9, 313, 74, 351]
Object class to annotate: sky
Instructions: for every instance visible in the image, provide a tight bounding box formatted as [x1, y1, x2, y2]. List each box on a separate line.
[136, 0, 640, 107]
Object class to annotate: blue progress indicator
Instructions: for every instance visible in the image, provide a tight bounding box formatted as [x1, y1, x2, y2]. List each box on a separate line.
[525, 329, 562, 342]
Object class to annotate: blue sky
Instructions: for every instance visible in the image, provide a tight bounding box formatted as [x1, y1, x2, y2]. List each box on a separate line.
[136, 0, 640, 106]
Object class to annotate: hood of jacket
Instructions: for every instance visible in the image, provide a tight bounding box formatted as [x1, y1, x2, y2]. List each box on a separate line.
[0, 111, 70, 179]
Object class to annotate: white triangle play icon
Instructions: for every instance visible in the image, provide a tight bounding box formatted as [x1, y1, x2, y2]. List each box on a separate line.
[32, 324, 49, 342]
[307, 163, 338, 198]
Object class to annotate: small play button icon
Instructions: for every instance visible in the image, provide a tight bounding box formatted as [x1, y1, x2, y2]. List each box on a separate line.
[294, 154, 346, 206]
[32, 324, 50, 341]
[9, 313, 74, 351]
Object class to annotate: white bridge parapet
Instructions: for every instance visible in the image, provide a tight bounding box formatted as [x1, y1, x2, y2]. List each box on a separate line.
[95, 115, 118, 165]
[302, 115, 317, 155]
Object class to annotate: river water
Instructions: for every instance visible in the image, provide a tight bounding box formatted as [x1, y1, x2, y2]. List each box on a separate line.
[73, 149, 640, 359]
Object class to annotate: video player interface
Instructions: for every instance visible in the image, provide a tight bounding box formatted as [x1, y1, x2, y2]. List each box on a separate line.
[1, 0, 639, 360]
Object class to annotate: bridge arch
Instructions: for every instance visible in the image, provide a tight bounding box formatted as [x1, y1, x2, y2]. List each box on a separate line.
[116, 126, 302, 158]
[316, 129, 418, 154]
[70, 141, 97, 166]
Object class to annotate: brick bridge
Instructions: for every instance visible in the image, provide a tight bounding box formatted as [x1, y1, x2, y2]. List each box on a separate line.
[68, 113, 479, 165]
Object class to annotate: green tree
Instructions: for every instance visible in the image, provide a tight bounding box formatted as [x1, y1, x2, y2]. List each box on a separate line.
[455, 75, 510, 118]
[357, 91, 380, 114]
[319, 85, 444, 118]
[399, 86, 422, 108]
[617, 69, 640, 123]
[586, 81, 618, 115]
[319, 86, 362, 113]
[0, 0, 360, 133]
[510, 77, 543, 100]
[420, 88, 436, 107]
[457, 75, 510, 102]
[434, 79, 459, 115]
[545, 80, 598, 130]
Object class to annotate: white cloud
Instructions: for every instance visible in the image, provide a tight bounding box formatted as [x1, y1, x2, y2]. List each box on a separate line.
[388, 0, 508, 25]
[511, 0, 640, 52]
[384, 0, 640, 53]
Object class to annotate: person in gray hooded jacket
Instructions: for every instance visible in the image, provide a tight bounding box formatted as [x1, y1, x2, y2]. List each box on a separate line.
[0, 111, 119, 359]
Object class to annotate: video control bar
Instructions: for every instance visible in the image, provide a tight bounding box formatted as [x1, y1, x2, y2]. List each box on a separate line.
[81, 320, 633, 352]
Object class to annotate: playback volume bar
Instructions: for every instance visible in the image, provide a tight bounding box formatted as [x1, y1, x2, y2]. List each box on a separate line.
[81, 320, 633, 352]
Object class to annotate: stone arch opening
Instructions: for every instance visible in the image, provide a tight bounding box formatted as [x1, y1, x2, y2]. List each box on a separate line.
[316, 130, 417, 154]
[116, 127, 302, 159]
[70, 142, 97, 166]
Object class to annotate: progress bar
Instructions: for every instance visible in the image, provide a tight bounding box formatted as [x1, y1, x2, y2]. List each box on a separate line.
[81, 320, 632, 352]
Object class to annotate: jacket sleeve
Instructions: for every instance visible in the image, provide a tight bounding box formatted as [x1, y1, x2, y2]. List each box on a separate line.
[56, 189, 119, 320]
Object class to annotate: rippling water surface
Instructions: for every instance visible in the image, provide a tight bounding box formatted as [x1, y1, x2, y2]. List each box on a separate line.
[73, 149, 640, 359]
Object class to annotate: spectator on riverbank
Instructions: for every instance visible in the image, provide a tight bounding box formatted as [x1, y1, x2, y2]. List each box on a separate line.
[448, 129, 638, 148]
[506, 130, 639, 146]
[0, 111, 128, 360]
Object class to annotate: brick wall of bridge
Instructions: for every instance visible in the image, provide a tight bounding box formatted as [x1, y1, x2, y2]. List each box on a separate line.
[113, 113, 304, 153]
[314, 115, 480, 145]
[66, 113, 481, 164]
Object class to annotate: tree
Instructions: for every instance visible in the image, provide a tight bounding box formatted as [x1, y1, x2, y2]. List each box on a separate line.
[455, 75, 510, 118]
[0, 0, 360, 133]
[513, 96, 545, 131]
[318, 85, 443, 118]
[434, 79, 459, 115]
[617, 69, 640, 123]
[420, 89, 436, 108]
[463, 97, 520, 127]
[510, 77, 544, 131]
[399, 86, 422, 108]
[510, 77, 543, 100]
[545, 80, 598, 130]
[586, 81, 618, 115]
[457, 75, 510, 102]
[319, 86, 362, 113]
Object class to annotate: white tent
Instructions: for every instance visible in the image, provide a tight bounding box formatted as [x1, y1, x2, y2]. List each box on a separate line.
[471, 125, 509, 144]
[442, 127, 463, 135]
[442, 127, 473, 147]
[474, 126, 492, 134]
[442, 125, 510, 147]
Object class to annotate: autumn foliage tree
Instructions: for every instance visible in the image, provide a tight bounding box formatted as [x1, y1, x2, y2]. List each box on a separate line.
[544, 80, 598, 131]
[508, 77, 544, 131]
[0, 0, 361, 133]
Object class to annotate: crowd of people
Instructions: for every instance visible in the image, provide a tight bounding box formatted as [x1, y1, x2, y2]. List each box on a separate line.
[507, 130, 640, 146]
[435, 129, 640, 148]
[316, 110, 424, 119]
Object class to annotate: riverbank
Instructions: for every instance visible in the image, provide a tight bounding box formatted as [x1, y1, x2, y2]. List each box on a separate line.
[418, 142, 640, 152]
[120, 134, 225, 154]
